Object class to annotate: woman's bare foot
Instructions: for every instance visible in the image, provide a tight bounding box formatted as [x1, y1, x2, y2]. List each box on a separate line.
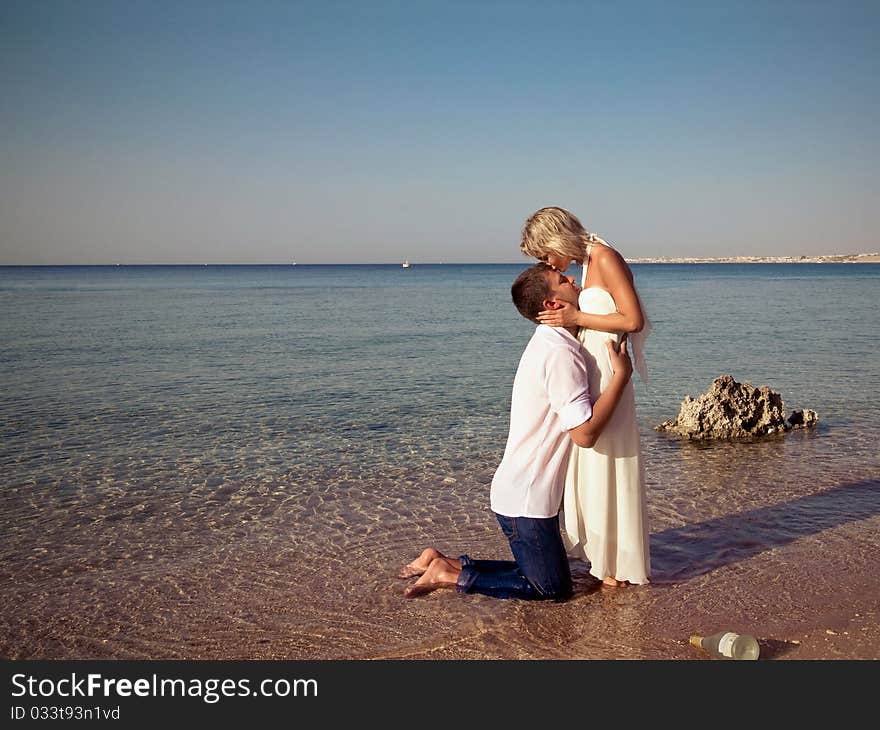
[602, 577, 628, 587]
[403, 557, 461, 598]
[398, 548, 445, 579]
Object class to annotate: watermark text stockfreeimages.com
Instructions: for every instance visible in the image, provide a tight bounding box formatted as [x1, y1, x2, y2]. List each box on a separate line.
[11, 672, 317, 704]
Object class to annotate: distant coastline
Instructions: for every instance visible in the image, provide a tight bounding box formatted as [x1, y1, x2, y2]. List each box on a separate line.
[625, 253, 880, 264]
[2, 253, 880, 266]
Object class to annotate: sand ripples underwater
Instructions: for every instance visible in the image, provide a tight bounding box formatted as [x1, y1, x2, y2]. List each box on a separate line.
[2, 264, 878, 659]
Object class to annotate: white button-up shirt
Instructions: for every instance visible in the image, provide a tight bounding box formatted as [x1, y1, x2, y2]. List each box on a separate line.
[490, 325, 593, 518]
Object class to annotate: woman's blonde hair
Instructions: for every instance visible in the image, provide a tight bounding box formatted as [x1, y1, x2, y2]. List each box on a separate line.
[520, 206, 607, 262]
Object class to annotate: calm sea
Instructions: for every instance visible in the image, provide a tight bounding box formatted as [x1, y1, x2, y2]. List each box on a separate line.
[1, 263, 878, 659]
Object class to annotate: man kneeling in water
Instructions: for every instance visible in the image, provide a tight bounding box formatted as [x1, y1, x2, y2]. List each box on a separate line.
[401, 263, 632, 600]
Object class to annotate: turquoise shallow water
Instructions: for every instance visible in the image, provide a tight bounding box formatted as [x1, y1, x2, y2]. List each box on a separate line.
[1, 263, 878, 658]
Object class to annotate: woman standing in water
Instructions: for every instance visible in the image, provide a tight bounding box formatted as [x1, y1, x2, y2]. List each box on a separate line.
[521, 206, 651, 586]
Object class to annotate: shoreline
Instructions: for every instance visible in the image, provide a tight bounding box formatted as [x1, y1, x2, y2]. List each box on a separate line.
[2, 254, 880, 267]
[625, 253, 880, 264]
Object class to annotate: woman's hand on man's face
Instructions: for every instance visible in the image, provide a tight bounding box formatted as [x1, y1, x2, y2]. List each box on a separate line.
[537, 300, 578, 328]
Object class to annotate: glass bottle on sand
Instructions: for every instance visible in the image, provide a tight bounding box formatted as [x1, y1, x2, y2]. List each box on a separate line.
[689, 631, 760, 660]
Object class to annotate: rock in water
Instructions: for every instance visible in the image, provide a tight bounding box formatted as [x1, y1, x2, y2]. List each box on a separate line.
[655, 375, 817, 440]
[788, 408, 819, 430]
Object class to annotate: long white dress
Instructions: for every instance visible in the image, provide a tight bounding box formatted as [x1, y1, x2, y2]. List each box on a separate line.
[560, 249, 651, 584]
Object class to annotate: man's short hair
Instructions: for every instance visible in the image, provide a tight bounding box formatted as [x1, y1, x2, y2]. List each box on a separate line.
[511, 262, 554, 323]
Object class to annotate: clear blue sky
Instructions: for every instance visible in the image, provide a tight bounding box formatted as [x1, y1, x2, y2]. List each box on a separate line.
[1, 0, 877, 264]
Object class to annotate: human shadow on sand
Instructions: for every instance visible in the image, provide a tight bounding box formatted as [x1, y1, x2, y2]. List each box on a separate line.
[647, 478, 880, 583]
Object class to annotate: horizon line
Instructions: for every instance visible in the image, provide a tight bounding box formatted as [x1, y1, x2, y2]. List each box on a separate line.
[1, 254, 879, 268]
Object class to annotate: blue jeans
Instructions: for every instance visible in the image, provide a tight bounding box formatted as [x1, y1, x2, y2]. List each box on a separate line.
[456, 513, 573, 601]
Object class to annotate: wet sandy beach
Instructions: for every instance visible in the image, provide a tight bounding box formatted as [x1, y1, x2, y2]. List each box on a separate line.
[2, 264, 878, 661]
[2, 467, 877, 661]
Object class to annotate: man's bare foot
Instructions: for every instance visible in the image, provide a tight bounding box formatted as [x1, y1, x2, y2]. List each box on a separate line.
[398, 548, 445, 579]
[602, 577, 628, 587]
[403, 557, 461, 598]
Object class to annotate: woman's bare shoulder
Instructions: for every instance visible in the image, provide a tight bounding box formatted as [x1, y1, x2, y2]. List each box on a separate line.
[592, 244, 630, 272]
